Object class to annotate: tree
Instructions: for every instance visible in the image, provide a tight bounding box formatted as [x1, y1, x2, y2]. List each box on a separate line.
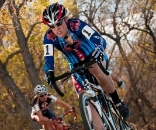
[0, 0, 5, 9]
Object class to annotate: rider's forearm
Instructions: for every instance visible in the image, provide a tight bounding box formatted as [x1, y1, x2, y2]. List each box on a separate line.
[35, 111, 50, 122]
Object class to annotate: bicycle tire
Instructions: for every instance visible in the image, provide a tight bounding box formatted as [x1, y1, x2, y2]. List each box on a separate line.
[79, 92, 113, 130]
[52, 83, 64, 97]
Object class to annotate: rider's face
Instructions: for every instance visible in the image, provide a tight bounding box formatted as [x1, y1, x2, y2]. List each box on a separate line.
[38, 93, 47, 102]
[51, 20, 68, 38]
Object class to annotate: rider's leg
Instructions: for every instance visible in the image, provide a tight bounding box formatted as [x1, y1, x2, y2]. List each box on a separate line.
[42, 122, 53, 130]
[34, 117, 52, 130]
[56, 124, 63, 130]
[110, 73, 125, 88]
[89, 60, 117, 94]
[88, 60, 130, 120]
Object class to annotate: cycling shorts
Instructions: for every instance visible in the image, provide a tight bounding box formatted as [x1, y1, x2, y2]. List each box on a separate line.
[72, 52, 109, 94]
[32, 109, 56, 121]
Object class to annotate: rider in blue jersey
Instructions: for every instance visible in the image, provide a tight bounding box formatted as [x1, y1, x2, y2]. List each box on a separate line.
[42, 2, 130, 121]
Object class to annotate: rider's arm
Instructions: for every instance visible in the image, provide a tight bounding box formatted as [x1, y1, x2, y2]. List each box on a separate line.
[48, 94, 72, 110]
[33, 109, 50, 122]
[56, 99, 73, 110]
[43, 29, 57, 72]
[68, 18, 107, 51]
[31, 97, 52, 122]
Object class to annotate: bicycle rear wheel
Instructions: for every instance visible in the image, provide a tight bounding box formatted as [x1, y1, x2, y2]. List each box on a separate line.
[79, 92, 109, 130]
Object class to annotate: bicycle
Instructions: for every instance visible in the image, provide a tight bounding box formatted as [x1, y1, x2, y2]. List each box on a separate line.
[49, 107, 77, 130]
[50, 59, 133, 130]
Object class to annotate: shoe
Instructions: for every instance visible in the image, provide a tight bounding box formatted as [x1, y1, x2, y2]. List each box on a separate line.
[116, 102, 130, 120]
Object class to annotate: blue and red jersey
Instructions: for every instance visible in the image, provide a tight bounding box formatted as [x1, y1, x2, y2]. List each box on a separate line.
[43, 18, 107, 72]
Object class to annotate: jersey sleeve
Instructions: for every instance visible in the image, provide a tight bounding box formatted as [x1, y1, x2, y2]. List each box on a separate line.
[48, 94, 57, 102]
[43, 29, 57, 72]
[68, 18, 107, 51]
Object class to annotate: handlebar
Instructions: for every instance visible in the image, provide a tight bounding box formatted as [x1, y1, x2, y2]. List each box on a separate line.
[51, 59, 109, 96]
[59, 107, 77, 121]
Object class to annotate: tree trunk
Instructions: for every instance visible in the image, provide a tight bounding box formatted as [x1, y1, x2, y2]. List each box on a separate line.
[0, 60, 41, 129]
[8, 1, 41, 87]
[0, 0, 5, 8]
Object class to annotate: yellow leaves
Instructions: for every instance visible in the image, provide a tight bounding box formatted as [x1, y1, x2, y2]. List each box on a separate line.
[0, 9, 9, 24]
[63, 0, 79, 17]
[145, 44, 149, 47]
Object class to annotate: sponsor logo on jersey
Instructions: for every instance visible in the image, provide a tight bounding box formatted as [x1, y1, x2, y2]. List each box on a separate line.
[46, 30, 57, 42]
[70, 20, 81, 31]
[63, 40, 81, 52]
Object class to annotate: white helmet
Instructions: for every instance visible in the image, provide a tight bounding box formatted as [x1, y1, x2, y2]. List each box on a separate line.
[34, 85, 48, 95]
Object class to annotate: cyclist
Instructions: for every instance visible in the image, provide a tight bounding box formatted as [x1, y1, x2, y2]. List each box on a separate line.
[42, 2, 130, 121]
[31, 85, 74, 130]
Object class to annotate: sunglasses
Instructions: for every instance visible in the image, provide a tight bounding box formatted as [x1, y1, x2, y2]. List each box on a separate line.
[39, 93, 47, 97]
[50, 20, 64, 28]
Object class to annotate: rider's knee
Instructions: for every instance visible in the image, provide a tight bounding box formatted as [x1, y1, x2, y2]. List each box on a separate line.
[43, 122, 52, 130]
[56, 124, 63, 130]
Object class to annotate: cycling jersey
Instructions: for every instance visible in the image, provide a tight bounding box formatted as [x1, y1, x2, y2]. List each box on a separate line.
[31, 94, 57, 111]
[43, 18, 107, 72]
[31, 94, 57, 120]
[43, 18, 109, 93]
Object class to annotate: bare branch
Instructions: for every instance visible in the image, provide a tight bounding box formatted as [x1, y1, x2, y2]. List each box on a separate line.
[0, 0, 5, 8]
[18, 0, 25, 11]
[82, 11, 116, 41]
[138, 44, 155, 54]
[124, 35, 146, 63]
[142, 118, 156, 129]
[4, 49, 26, 66]
[93, 0, 105, 19]
[26, 21, 43, 42]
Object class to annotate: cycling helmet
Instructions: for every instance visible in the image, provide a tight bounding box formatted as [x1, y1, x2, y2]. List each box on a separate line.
[34, 85, 48, 95]
[42, 2, 67, 26]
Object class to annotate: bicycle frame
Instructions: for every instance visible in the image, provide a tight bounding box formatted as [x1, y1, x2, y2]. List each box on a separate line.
[81, 78, 117, 130]
[49, 109, 77, 130]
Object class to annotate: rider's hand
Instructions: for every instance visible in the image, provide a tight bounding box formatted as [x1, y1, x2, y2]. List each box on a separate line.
[91, 47, 104, 60]
[71, 106, 76, 112]
[33, 98, 40, 112]
[44, 70, 55, 85]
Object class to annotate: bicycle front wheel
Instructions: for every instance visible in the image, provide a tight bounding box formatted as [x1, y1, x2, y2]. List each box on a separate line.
[110, 107, 133, 130]
[119, 120, 133, 130]
[79, 92, 106, 130]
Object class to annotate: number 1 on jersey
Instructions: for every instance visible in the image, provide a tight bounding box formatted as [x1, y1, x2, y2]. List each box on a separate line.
[44, 44, 53, 56]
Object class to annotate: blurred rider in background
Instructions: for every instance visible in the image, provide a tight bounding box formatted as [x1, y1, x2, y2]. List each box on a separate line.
[31, 85, 74, 130]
